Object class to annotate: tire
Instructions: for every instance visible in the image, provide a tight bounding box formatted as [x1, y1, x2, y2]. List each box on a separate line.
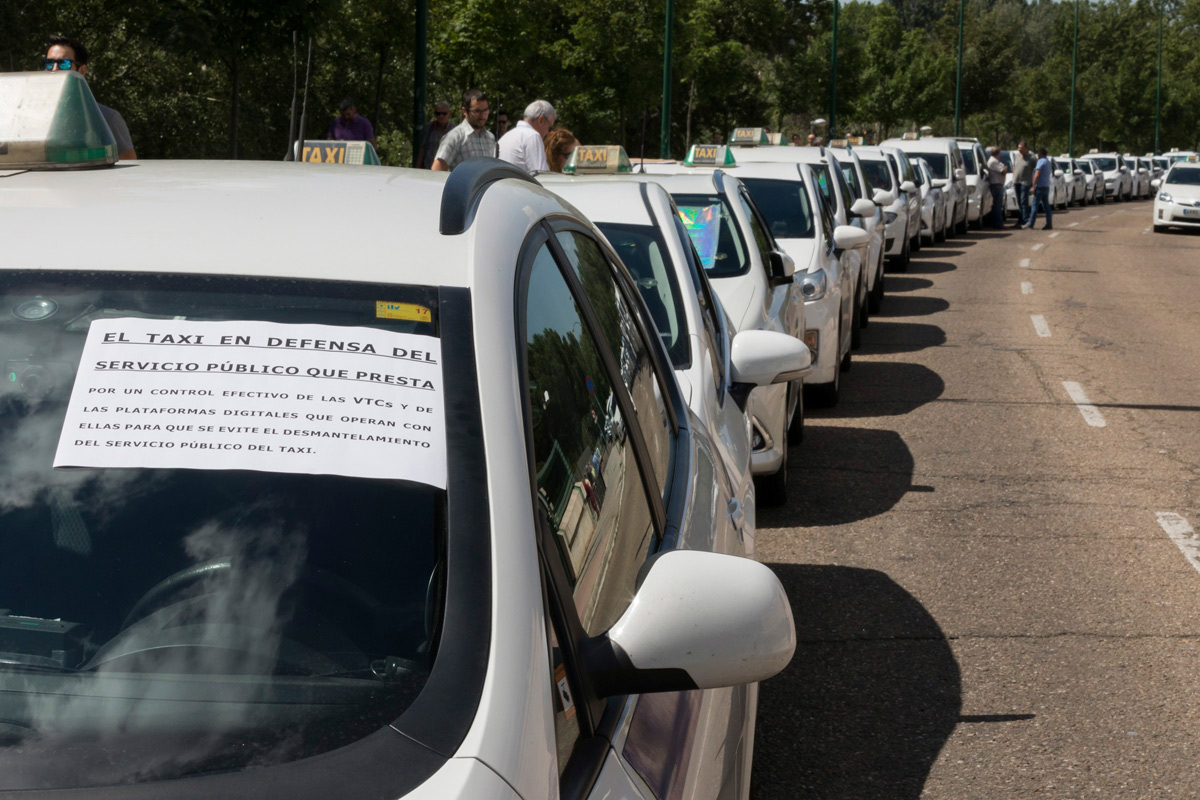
[935, 213, 947, 242]
[869, 252, 884, 313]
[806, 322, 842, 408]
[840, 343, 852, 373]
[850, 285, 863, 349]
[971, 212, 984, 230]
[1154, 224, 1166, 234]
[754, 437, 788, 507]
[889, 235, 909, 273]
[956, 205, 968, 235]
[911, 229, 922, 252]
[786, 384, 804, 444]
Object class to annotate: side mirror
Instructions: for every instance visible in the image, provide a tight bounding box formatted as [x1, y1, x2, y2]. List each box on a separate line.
[1151, 179, 1161, 189]
[582, 550, 796, 697]
[900, 180, 918, 194]
[954, 168, 966, 180]
[872, 189, 895, 206]
[833, 224, 870, 255]
[850, 197, 877, 218]
[767, 249, 795, 286]
[731, 329, 811, 386]
[1053, 169, 1064, 178]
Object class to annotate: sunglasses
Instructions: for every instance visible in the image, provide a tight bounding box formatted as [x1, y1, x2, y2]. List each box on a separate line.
[435, 111, 449, 116]
[42, 58, 76, 71]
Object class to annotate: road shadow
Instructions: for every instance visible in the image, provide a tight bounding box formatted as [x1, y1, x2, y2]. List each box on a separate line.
[880, 275, 933, 293]
[874, 294, 949, 317]
[822, 360, 945, 418]
[859, 320, 946, 354]
[759, 426, 914, 528]
[904, 260, 956, 275]
[751, 565, 961, 800]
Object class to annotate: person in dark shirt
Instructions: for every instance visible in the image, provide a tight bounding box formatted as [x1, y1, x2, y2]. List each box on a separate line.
[43, 35, 136, 161]
[327, 98, 377, 149]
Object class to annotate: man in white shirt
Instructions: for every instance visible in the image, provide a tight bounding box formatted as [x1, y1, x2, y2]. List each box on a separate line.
[985, 147, 1008, 228]
[498, 100, 555, 173]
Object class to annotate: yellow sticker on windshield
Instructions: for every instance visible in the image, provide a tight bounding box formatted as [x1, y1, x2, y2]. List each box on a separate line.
[376, 302, 432, 323]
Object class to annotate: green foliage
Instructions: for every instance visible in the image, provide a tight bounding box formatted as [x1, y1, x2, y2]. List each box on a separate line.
[3, 0, 1197, 161]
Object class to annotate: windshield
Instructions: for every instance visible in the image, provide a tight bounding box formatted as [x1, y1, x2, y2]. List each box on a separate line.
[740, 178, 816, 240]
[1166, 167, 1200, 186]
[596, 223, 690, 368]
[860, 159, 893, 191]
[674, 194, 750, 279]
[841, 161, 864, 199]
[1091, 157, 1117, 171]
[960, 148, 977, 172]
[0, 271, 447, 789]
[912, 153, 949, 179]
[1077, 160, 1094, 174]
[998, 151, 1012, 168]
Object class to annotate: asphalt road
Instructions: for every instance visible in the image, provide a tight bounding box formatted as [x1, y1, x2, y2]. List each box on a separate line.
[750, 198, 1200, 799]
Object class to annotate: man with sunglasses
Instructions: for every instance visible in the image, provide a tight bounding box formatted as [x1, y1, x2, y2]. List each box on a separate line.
[416, 101, 453, 169]
[43, 36, 136, 161]
[431, 90, 496, 172]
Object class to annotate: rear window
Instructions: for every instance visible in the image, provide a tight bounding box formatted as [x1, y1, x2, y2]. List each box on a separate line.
[0, 271, 450, 788]
[740, 178, 816, 240]
[912, 152, 949, 178]
[673, 194, 750, 279]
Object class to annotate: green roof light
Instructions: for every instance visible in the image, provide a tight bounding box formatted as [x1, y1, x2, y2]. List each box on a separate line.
[0, 71, 117, 170]
[684, 144, 737, 168]
[563, 145, 633, 174]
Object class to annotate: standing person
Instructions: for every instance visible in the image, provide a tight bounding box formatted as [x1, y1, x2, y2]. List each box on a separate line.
[431, 90, 496, 172]
[985, 146, 1008, 228]
[43, 36, 136, 160]
[498, 100, 555, 172]
[1027, 147, 1053, 230]
[326, 98, 376, 149]
[544, 128, 579, 173]
[416, 101, 453, 169]
[495, 110, 510, 139]
[1012, 141, 1036, 228]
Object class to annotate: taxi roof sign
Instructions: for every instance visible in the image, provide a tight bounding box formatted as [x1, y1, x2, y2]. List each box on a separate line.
[292, 139, 382, 166]
[563, 145, 632, 174]
[901, 131, 921, 140]
[684, 144, 737, 167]
[728, 127, 770, 146]
[0, 71, 117, 169]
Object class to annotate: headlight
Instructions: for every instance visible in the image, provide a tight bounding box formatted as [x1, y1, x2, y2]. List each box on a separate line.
[801, 269, 828, 301]
[884, 211, 898, 224]
[1159, 192, 1173, 203]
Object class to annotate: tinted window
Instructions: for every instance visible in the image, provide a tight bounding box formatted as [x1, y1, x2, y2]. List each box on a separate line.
[841, 160, 864, 199]
[1077, 160, 1094, 174]
[960, 147, 977, 172]
[524, 246, 655, 636]
[741, 177, 816, 239]
[674, 194, 750, 279]
[811, 163, 834, 206]
[595, 223, 689, 370]
[998, 151, 1012, 168]
[734, 189, 775, 259]
[1091, 157, 1117, 171]
[830, 157, 856, 211]
[1166, 167, 1200, 186]
[861, 159, 894, 191]
[555, 231, 672, 494]
[912, 152, 949, 178]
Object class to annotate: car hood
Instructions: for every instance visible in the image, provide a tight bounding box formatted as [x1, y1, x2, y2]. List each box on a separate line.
[1163, 183, 1200, 201]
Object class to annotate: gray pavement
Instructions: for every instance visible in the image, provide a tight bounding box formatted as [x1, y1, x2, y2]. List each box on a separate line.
[751, 200, 1200, 799]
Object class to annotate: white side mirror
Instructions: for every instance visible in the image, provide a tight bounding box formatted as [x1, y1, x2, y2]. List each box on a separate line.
[833, 224, 870, 252]
[730, 330, 812, 387]
[900, 180, 918, 194]
[1151, 179, 1161, 189]
[954, 168, 966, 181]
[850, 197, 877, 218]
[872, 189, 895, 206]
[591, 550, 796, 695]
[1053, 169, 1064, 178]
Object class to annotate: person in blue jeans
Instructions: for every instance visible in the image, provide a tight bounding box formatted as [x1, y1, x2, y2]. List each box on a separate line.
[1012, 141, 1036, 227]
[1027, 147, 1053, 230]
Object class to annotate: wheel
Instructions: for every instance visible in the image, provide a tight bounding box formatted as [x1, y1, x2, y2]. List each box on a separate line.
[850, 284, 863, 349]
[891, 236, 909, 273]
[911, 229, 921, 252]
[755, 436, 788, 507]
[786, 383, 804, 444]
[956, 205, 968, 235]
[935, 212, 947, 242]
[869, 252, 884, 313]
[840, 343, 852, 372]
[805, 322, 842, 408]
[1154, 224, 1165, 233]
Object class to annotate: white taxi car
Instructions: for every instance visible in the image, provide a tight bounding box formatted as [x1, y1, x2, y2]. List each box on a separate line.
[855, 146, 917, 270]
[828, 141, 893, 313]
[881, 136, 968, 236]
[955, 137, 992, 229]
[0, 72, 798, 799]
[913, 157, 948, 244]
[1083, 152, 1132, 201]
[1152, 158, 1200, 232]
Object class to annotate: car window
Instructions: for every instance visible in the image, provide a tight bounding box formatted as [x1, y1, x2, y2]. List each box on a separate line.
[815, 182, 837, 245]
[894, 151, 917, 183]
[1166, 167, 1200, 186]
[1092, 157, 1117, 171]
[674, 193, 750, 279]
[595, 222, 690, 371]
[1078, 160, 1093, 174]
[913, 152, 949, 178]
[524, 244, 656, 636]
[830, 157, 856, 211]
[810, 163, 834, 206]
[0, 271, 447, 787]
[554, 231, 673, 495]
[841, 159, 864, 200]
[912, 161, 926, 187]
[960, 147, 977, 172]
[671, 214, 725, 393]
[860, 159, 893, 191]
[739, 178, 816, 240]
[734, 187, 776, 259]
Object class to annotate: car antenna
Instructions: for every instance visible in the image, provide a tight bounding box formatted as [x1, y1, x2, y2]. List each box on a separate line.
[284, 31, 298, 160]
[638, 108, 647, 173]
[295, 37, 313, 164]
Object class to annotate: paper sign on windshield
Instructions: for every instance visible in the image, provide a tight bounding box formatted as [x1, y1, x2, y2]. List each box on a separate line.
[53, 319, 447, 489]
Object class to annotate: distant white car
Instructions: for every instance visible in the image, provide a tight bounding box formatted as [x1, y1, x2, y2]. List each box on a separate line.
[956, 138, 992, 229]
[1082, 153, 1132, 201]
[1058, 156, 1086, 205]
[1073, 157, 1101, 205]
[1125, 154, 1151, 199]
[1152, 160, 1200, 233]
[881, 136, 969, 236]
[855, 146, 918, 270]
[912, 156, 948, 244]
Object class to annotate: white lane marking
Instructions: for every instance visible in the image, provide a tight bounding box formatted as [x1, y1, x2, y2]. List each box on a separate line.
[1062, 381, 1106, 427]
[1049, 232, 1061, 238]
[1090, 215, 1100, 220]
[1142, 227, 1151, 235]
[1157, 513, 1200, 578]
[1021, 281, 1034, 294]
[1019, 258, 1031, 268]
[1031, 314, 1052, 337]
[1032, 243, 1045, 251]
[1069, 222, 1080, 227]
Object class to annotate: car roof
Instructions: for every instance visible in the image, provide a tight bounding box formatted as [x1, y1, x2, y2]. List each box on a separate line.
[536, 177, 659, 227]
[724, 161, 806, 181]
[730, 145, 829, 165]
[0, 160, 575, 289]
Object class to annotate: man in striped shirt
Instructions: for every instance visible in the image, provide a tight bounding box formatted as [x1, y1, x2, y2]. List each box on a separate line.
[432, 90, 497, 172]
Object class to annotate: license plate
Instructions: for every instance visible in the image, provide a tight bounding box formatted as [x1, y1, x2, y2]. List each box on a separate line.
[1183, 208, 1200, 218]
